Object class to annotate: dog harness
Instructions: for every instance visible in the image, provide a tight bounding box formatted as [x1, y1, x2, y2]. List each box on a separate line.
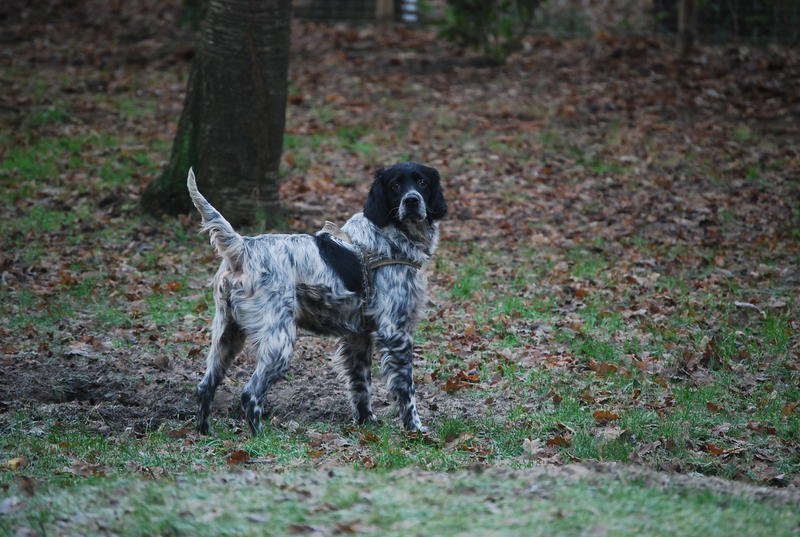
[320, 221, 422, 301]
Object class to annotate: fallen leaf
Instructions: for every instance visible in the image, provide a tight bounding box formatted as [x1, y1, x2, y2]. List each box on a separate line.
[766, 297, 787, 309]
[623, 308, 648, 319]
[288, 523, 317, 534]
[167, 422, 191, 439]
[440, 369, 480, 393]
[359, 431, 381, 445]
[782, 402, 798, 416]
[227, 450, 250, 465]
[588, 361, 618, 377]
[522, 437, 545, 458]
[596, 426, 624, 441]
[578, 388, 596, 404]
[6, 457, 28, 470]
[14, 475, 35, 497]
[546, 435, 571, 447]
[335, 521, 360, 535]
[445, 433, 474, 451]
[65, 461, 106, 477]
[746, 420, 777, 435]
[460, 442, 491, 456]
[592, 410, 620, 421]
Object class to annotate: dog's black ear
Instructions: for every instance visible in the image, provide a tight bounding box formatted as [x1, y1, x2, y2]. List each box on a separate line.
[422, 166, 447, 222]
[364, 167, 391, 228]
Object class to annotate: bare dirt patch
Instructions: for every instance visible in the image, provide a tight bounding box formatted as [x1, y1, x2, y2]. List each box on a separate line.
[0, 330, 493, 433]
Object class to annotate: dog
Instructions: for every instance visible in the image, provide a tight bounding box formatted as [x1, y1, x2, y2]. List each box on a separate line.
[188, 163, 447, 435]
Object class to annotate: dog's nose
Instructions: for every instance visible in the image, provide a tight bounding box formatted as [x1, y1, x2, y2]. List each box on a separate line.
[404, 196, 420, 207]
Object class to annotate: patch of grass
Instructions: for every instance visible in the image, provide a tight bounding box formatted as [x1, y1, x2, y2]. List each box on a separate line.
[24, 103, 70, 127]
[144, 284, 197, 328]
[112, 96, 158, 119]
[449, 249, 488, 300]
[733, 126, 754, 142]
[5, 464, 799, 537]
[283, 132, 325, 150]
[567, 247, 609, 279]
[95, 305, 133, 328]
[99, 149, 157, 185]
[0, 413, 314, 492]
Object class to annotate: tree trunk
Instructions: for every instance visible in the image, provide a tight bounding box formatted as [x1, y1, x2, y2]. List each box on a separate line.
[677, 0, 696, 60]
[142, 0, 291, 226]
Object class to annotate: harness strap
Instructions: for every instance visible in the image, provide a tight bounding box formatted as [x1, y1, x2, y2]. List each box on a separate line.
[368, 258, 422, 270]
[320, 221, 422, 300]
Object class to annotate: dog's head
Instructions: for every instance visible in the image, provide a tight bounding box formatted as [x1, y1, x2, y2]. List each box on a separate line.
[363, 163, 447, 228]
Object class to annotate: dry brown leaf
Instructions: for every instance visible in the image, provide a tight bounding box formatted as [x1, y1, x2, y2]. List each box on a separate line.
[226, 450, 250, 465]
[592, 410, 620, 421]
[746, 420, 777, 435]
[588, 361, 618, 377]
[546, 435, 571, 447]
[14, 475, 35, 497]
[359, 431, 381, 445]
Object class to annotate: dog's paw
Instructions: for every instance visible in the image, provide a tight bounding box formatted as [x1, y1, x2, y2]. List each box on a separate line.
[197, 420, 211, 435]
[355, 411, 379, 425]
[402, 421, 428, 434]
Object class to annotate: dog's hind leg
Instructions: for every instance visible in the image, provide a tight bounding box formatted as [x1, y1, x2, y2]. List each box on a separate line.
[240, 299, 297, 436]
[335, 334, 376, 425]
[197, 295, 246, 435]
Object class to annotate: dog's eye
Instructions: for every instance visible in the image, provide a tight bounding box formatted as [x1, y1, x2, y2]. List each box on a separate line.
[417, 178, 427, 189]
[391, 182, 401, 192]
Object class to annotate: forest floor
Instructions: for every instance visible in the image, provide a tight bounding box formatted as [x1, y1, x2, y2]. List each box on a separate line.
[1, 1, 799, 535]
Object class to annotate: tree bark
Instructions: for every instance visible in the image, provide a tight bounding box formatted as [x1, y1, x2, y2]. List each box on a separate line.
[677, 0, 696, 60]
[142, 0, 291, 226]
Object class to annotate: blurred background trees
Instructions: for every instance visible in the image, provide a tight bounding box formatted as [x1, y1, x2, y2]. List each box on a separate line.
[139, 0, 799, 223]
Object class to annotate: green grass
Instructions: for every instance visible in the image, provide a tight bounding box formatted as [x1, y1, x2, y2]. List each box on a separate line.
[411, 240, 800, 478]
[0, 413, 309, 491]
[4, 464, 798, 537]
[112, 96, 158, 119]
[24, 103, 70, 127]
[2, 56, 799, 537]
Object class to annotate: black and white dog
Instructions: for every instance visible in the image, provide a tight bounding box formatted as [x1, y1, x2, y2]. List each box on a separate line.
[188, 163, 447, 435]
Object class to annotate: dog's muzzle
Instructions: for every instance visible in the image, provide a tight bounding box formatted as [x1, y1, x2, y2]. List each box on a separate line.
[399, 193, 426, 221]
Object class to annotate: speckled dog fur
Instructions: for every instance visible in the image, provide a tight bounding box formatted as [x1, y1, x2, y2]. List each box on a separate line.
[188, 163, 447, 435]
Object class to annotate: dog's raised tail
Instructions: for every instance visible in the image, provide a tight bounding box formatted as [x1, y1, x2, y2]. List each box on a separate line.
[187, 168, 245, 271]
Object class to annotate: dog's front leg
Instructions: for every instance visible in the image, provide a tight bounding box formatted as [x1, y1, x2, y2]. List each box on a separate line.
[376, 330, 425, 432]
[336, 334, 377, 425]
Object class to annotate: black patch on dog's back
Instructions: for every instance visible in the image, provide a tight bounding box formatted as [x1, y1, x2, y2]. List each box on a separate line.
[314, 233, 363, 295]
